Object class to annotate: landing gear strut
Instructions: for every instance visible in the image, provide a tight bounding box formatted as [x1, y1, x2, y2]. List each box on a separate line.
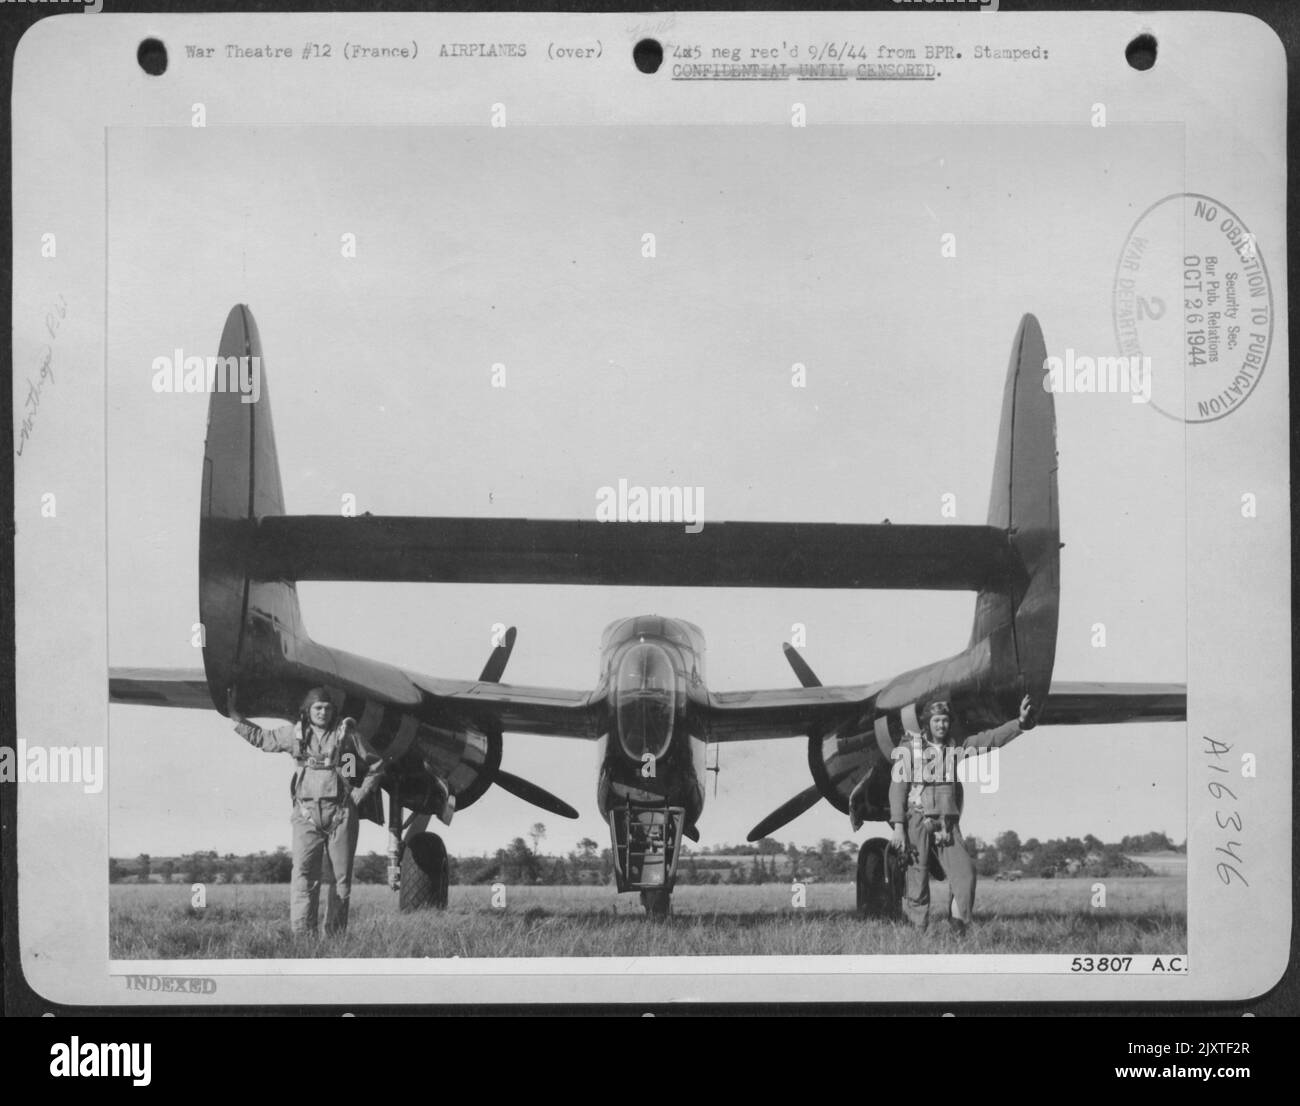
[609, 806, 685, 920]
[856, 837, 904, 920]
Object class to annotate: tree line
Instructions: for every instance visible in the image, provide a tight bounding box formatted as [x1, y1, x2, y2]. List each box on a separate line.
[963, 830, 1183, 879]
[110, 830, 1183, 886]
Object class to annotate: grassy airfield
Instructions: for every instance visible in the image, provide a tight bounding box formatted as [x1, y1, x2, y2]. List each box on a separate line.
[111, 876, 1185, 959]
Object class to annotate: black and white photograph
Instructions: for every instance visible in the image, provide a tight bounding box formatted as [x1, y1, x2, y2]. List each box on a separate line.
[8, 8, 1290, 1010]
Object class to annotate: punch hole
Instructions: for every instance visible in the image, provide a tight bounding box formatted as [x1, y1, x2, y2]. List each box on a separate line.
[1125, 34, 1156, 71]
[138, 38, 168, 76]
[633, 38, 663, 74]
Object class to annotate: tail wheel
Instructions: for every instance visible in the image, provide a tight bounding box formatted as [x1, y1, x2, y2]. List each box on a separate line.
[400, 832, 449, 912]
[856, 838, 903, 920]
[640, 889, 672, 920]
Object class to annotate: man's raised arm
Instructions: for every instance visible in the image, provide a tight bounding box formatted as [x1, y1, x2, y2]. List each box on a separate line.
[227, 688, 297, 753]
[961, 695, 1038, 751]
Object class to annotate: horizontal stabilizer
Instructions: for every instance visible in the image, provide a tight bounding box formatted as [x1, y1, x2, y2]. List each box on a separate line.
[250, 517, 1020, 591]
[109, 668, 214, 710]
[1044, 682, 1186, 725]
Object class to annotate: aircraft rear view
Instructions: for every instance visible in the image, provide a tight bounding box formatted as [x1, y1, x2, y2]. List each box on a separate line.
[109, 306, 1185, 920]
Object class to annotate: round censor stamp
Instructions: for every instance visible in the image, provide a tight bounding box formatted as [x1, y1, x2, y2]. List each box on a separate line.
[1112, 193, 1272, 423]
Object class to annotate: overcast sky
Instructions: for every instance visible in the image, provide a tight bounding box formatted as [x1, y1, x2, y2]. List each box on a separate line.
[106, 122, 1188, 860]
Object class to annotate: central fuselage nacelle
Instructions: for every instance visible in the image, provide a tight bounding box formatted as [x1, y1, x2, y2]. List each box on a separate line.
[588, 613, 1021, 838]
[594, 616, 709, 834]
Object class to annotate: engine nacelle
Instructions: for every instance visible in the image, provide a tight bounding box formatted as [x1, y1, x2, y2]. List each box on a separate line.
[808, 720, 886, 820]
[395, 718, 501, 814]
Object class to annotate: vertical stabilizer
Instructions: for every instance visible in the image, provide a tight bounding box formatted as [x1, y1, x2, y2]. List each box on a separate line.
[199, 305, 305, 712]
[968, 315, 1060, 716]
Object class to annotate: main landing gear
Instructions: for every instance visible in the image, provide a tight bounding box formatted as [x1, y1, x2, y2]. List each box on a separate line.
[856, 837, 904, 920]
[390, 783, 453, 912]
[400, 831, 450, 912]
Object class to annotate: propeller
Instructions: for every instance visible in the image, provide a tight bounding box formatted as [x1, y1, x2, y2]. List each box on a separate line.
[746, 765, 860, 842]
[494, 770, 579, 819]
[744, 643, 846, 842]
[475, 626, 580, 820]
[479, 626, 517, 683]
[747, 783, 824, 842]
[782, 642, 822, 687]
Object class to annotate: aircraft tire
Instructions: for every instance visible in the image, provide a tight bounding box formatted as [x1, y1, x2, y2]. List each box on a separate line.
[856, 838, 903, 920]
[400, 832, 449, 912]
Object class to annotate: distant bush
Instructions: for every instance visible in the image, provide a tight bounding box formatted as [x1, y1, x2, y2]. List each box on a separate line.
[1118, 832, 1178, 854]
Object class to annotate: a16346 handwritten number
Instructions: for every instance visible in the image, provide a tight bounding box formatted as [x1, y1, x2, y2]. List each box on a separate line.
[1203, 735, 1247, 887]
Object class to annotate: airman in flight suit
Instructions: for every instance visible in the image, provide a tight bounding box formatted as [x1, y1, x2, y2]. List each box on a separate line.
[887, 694, 1036, 934]
[228, 687, 386, 936]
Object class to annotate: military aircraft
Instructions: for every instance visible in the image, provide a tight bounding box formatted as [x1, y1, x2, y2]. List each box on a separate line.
[109, 306, 1186, 918]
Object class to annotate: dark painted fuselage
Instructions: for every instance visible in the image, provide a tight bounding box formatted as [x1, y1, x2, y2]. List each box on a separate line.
[593, 616, 710, 833]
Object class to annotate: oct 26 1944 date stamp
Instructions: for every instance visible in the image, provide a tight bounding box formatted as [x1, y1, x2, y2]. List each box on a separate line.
[1113, 193, 1273, 424]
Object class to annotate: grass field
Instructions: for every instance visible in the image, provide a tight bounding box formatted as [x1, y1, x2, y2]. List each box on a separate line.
[110, 876, 1186, 959]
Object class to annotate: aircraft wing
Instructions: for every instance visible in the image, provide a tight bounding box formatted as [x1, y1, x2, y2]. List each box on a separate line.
[1043, 681, 1187, 725]
[407, 673, 603, 740]
[109, 668, 214, 710]
[705, 683, 884, 742]
[405, 669, 1186, 740]
[109, 665, 602, 739]
[705, 677, 1186, 742]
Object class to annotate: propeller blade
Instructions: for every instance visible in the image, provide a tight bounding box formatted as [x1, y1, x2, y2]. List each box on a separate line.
[683, 823, 699, 843]
[747, 783, 824, 842]
[746, 764, 861, 842]
[782, 642, 822, 688]
[494, 769, 579, 819]
[479, 626, 517, 683]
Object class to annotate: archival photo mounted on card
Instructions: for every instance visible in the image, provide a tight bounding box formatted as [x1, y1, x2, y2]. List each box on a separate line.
[9, 9, 1289, 1007]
